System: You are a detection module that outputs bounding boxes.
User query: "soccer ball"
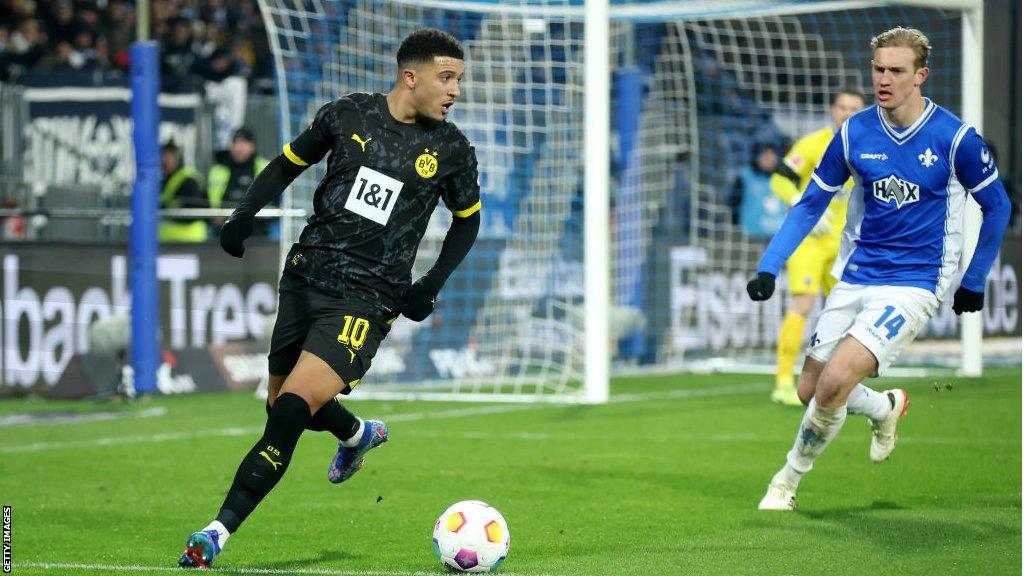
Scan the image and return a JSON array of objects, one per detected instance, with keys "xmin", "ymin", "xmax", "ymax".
[{"xmin": 432, "ymin": 500, "xmax": 510, "ymax": 572}]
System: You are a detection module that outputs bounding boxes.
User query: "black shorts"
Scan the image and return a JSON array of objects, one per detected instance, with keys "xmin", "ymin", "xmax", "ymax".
[{"xmin": 268, "ymin": 272, "xmax": 395, "ymax": 392}]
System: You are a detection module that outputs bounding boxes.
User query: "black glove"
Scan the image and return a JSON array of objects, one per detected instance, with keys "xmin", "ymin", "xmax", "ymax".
[
  {"xmin": 400, "ymin": 277, "xmax": 439, "ymax": 322},
  {"xmin": 746, "ymin": 272, "xmax": 776, "ymax": 301},
  {"xmin": 220, "ymin": 214, "xmax": 254, "ymax": 258},
  {"xmin": 951, "ymin": 286, "xmax": 984, "ymax": 315}
]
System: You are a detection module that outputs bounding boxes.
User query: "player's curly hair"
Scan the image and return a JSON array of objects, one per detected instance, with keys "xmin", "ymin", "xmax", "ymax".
[
  {"xmin": 870, "ymin": 26, "xmax": 931, "ymax": 70},
  {"xmin": 397, "ymin": 28, "xmax": 464, "ymax": 66}
]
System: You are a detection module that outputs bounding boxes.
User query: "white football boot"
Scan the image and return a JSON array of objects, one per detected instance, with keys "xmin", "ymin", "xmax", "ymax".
[
  {"xmin": 870, "ymin": 389, "xmax": 908, "ymax": 462},
  {"xmin": 758, "ymin": 472, "xmax": 797, "ymax": 511}
]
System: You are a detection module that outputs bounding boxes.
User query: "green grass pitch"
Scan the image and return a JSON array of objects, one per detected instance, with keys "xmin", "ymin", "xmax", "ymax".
[{"xmin": 1, "ymin": 367, "xmax": 1019, "ymax": 575}]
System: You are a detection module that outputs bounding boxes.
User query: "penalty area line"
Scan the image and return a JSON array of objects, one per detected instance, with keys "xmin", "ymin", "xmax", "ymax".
[
  {"xmin": 15, "ymin": 562, "xmax": 555, "ymax": 576},
  {"xmin": 610, "ymin": 382, "xmax": 765, "ymax": 403},
  {"xmin": 0, "ymin": 403, "xmax": 540, "ymax": 454},
  {"xmin": 1, "ymin": 384, "xmax": 764, "ymax": 454}
]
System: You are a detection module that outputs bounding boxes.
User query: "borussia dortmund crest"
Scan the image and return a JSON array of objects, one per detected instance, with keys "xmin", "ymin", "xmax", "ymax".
[{"xmin": 415, "ymin": 149, "xmax": 439, "ymax": 179}]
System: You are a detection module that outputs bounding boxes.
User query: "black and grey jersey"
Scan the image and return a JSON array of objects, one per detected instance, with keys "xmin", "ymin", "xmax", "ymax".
[{"xmin": 281, "ymin": 92, "xmax": 480, "ymax": 313}]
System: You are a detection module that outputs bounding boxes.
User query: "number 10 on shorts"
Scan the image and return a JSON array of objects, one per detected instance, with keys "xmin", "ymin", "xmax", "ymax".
[
  {"xmin": 337, "ymin": 315, "xmax": 370, "ymax": 350},
  {"xmin": 873, "ymin": 305, "xmax": 906, "ymax": 340}
]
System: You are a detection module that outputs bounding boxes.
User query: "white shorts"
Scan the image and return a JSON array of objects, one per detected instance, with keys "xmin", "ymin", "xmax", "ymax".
[{"xmin": 807, "ymin": 282, "xmax": 939, "ymax": 376}]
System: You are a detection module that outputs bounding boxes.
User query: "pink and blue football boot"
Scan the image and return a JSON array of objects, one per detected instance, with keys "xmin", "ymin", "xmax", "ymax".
[
  {"xmin": 328, "ymin": 420, "xmax": 389, "ymax": 484},
  {"xmin": 178, "ymin": 529, "xmax": 221, "ymax": 569}
]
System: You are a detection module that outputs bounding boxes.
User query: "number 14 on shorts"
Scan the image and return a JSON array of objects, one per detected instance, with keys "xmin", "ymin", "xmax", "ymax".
[{"xmin": 873, "ymin": 305, "xmax": 906, "ymax": 340}]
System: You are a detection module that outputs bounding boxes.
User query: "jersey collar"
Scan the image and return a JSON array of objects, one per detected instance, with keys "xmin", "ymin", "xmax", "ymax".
[
  {"xmin": 375, "ymin": 93, "xmax": 442, "ymax": 135},
  {"xmin": 875, "ymin": 97, "xmax": 936, "ymax": 145}
]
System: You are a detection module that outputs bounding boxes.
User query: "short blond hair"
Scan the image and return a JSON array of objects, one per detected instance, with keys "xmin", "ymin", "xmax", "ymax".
[{"xmin": 871, "ymin": 27, "xmax": 931, "ymax": 69}]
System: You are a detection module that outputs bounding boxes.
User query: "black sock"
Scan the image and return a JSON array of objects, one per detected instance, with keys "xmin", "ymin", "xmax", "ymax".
[
  {"xmin": 268, "ymin": 397, "xmax": 359, "ymax": 441},
  {"xmin": 216, "ymin": 392, "xmax": 311, "ymax": 533},
  {"xmin": 307, "ymin": 398, "xmax": 360, "ymax": 441}
]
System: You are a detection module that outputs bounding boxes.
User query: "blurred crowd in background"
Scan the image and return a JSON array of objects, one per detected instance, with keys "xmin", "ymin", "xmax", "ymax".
[
  {"xmin": 0, "ymin": 0, "xmax": 283, "ymax": 243},
  {"xmin": 0, "ymin": 0, "xmax": 275, "ymax": 93}
]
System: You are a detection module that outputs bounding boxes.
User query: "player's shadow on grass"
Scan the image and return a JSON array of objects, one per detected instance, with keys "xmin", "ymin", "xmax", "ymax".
[
  {"xmin": 795, "ymin": 503, "xmax": 1016, "ymax": 551},
  {"xmin": 252, "ymin": 548, "xmax": 358, "ymax": 570},
  {"xmin": 797, "ymin": 500, "xmax": 905, "ymax": 518}
]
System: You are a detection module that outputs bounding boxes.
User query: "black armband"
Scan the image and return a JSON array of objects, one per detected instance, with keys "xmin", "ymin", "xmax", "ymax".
[{"xmin": 775, "ymin": 162, "xmax": 801, "ymax": 187}]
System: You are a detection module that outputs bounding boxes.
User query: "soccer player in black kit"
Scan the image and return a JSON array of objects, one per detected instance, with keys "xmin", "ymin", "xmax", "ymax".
[{"xmin": 178, "ymin": 29, "xmax": 480, "ymax": 568}]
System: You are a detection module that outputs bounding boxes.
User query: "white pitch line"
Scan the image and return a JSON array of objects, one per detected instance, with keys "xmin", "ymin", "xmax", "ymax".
[
  {"xmin": 0, "ymin": 403, "xmax": 543, "ymax": 455},
  {"xmin": 0, "ymin": 384, "xmax": 763, "ymax": 455},
  {"xmin": 409, "ymin": 429, "xmax": 1020, "ymax": 446},
  {"xmin": 0, "ymin": 406, "xmax": 167, "ymax": 427},
  {"xmin": 609, "ymin": 382, "xmax": 765, "ymax": 403},
  {"xmin": 15, "ymin": 562, "xmax": 555, "ymax": 576},
  {"xmin": 387, "ymin": 403, "xmax": 539, "ymax": 421},
  {"xmin": 0, "ymin": 426, "xmax": 261, "ymax": 454}
]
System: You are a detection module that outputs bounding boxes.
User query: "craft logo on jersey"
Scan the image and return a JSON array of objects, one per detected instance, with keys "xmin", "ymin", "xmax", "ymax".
[
  {"xmin": 872, "ymin": 175, "xmax": 920, "ymax": 209},
  {"xmin": 415, "ymin": 149, "xmax": 439, "ymax": 179},
  {"xmin": 918, "ymin": 147, "xmax": 938, "ymax": 168}
]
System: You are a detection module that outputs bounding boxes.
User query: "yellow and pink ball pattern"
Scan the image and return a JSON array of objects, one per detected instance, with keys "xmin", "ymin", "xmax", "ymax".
[{"xmin": 432, "ymin": 500, "xmax": 510, "ymax": 572}]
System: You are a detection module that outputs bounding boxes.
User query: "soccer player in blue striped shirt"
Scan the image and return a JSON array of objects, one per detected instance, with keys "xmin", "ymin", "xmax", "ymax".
[{"xmin": 746, "ymin": 27, "xmax": 1010, "ymax": 510}]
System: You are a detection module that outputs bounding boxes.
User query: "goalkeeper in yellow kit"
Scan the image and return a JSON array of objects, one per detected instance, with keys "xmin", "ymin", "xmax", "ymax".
[{"xmin": 769, "ymin": 89, "xmax": 866, "ymax": 405}]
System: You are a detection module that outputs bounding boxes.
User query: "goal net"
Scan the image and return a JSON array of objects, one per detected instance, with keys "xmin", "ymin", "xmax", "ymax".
[
  {"xmin": 257, "ymin": 0, "xmax": 979, "ymax": 401},
  {"xmin": 618, "ymin": 3, "xmax": 969, "ymax": 373}
]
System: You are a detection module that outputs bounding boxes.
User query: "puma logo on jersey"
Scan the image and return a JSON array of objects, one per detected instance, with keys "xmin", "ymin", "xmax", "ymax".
[
  {"xmin": 351, "ymin": 133, "xmax": 372, "ymax": 152},
  {"xmin": 259, "ymin": 450, "xmax": 283, "ymax": 470},
  {"xmin": 918, "ymin": 148, "xmax": 938, "ymax": 168},
  {"xmin": 872, "ymin": 175, "xmax": 920, "ymax": 209}
]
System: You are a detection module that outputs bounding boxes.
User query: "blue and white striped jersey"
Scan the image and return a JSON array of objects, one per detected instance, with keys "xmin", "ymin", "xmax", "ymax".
[{"xmin": 758, "ymin": 98, "xmax": 1009, "ymax": 298}]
